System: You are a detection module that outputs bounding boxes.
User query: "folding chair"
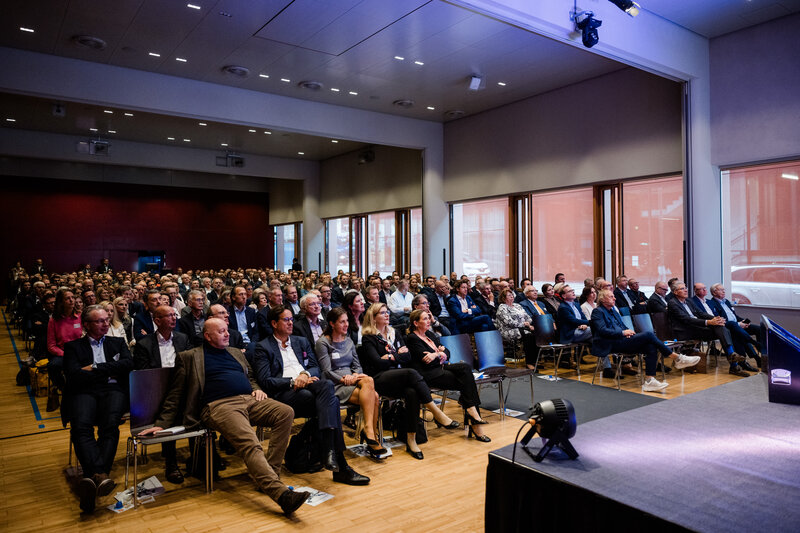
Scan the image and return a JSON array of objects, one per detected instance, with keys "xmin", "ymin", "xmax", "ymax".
[
  {"xmin": 531, "ymin": 314, "xmax": 570, "ymax": 378},
  {"xmin": 474, "ymin": 330, "xmax": 534, "ymax": 411},
  {"xmin": 125, "ymin": 368, "xmax": 214, "ymax": 507},
  {"xmin": 439, "ymin": 333, "xmax": 505, "ymax": 419}
]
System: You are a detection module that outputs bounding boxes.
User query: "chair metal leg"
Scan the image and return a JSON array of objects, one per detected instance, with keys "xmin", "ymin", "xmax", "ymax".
[
  {"xmin": 497, "ymin": 381, "xmax": 505, "ymax": 420},
  {"xmin": 591, "ymin": 354, "xmax": 604, "ymax": 385},
  {"xmin": 205, "ymin": 431, "xmax": 214, "ymax": 493},
  {"xmin": 133, "ymin": 439, "xmax": 139, "ymax": 508}
]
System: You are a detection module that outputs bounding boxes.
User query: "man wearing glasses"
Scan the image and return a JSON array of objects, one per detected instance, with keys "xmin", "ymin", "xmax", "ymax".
[
  {"xmin": 647, "ymin": 281, "xmax": 670, "ymax": 314},
  {"xmin": 133, "ymin": 305, "xmax": 191, "ymax": 484},
  {"xmin": 292, "ymin": 294, "xmax": 325, "ymax": 346},
  {"xmin": 253, "ymin": 305, "xmax": 369, "ymax": 486},
  {"xmin": 63, "ymin": 305, "xmax": 133, "ymax": 513}
]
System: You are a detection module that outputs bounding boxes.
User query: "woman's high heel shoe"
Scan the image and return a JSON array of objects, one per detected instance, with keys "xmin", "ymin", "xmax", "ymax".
[
  {"xmin": 360, "ymin": 430, "xmax": 387, "ymax": 455},
  {"xmin": 405, "ymin": 445, "xmax": 424, "ymax": 460},
  {"xmin": 464, "ymin": 410, "xmax": 491, "ymax": 442},
  {"xmin": 466, "ymin": 425, "xmax": 491, "ymax": 443},
  {"xmin": 434, "ymin": 418, "xmax": 461, "ymax": 429},
  {"xmin": 463, "ymin": 411, "xmax": 488, "ymax": 425}
]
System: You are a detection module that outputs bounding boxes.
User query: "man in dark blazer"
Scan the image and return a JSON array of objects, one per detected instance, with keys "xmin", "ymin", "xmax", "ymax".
[
  {"xmin": 446, "ymin": 280, "xmax": 495, "ymax": 334},
  {"xmin": 291, "ymin": 294, "xmax": 325, "ymax": 347},
  {"xmin": 428, "ymin": 280, "xmax": 452, "ymax": 331},
  {"xmin": 133, "ymin": 305, "xmax": 191, "ymax": 484},
  {"xmin": 253, "ymin": 305, "xmax": 369, "ymax": 486},
  {"xmin": 557, "ymin": 285, "xmax": 592, "ymax": 344},
  {"xmin": 472, "ymin": 281, "xmax": 498, "ymax": 320},
  {"xmin": 63, "ymin": 305, "xmax": 134, "ymax": 513},
  {"xmin": 178, "ymin": 290, "xmax": 207, "ymax": 347},
  {"xmin": 647, "ymin": 281, "xmax": 670, "ymax": 314},
  {"xmin": 707, "ymin": 283, "xmax": 763, "ymax": 365},
  {"xmin": 613, "ymin": 275, "xmax": 639, "ymax": 312},
  {"xmin": 133, "ymin": 290, "xmax": 162, "ymax": 341},
  {"xmin": 519, "ymin": 285, "xmax": 550, "ymax": 320},
  {"xmin": 139, "ymin": 318, "xmax": 309, "ymax": 516},
  {"xmin": 227, "ymin": 286, "xmax": 259, "ymax": 353},
  {"xmin": 667, "ymin": 282, "xmax": 750, "ymax": 376},
  {"xmin": 208, "ymin": 304, "xmax": 247, "ymax": 354},
  {"xmin": 626, "ymin": 279, "xmax": 649, "ymax": 314},
  {"xmin": 591, "ymin": 290, "xmax": 698, "ymax": 391}
]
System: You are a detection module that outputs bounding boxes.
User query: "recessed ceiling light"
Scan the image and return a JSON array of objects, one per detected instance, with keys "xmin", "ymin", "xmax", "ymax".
[
  {"xmin": 349, "ymin": 91, "xmax": 358, "ymax": 96},
  {"xmin": 124, "ymin": 112, "xmax": 133, "ymax": 117},
  {"xmin": 187, "ymin": 3, "xmax": 201, "ymax": 9},
  {"xmin": 426, "ymin": 106, "xmax": 435, "ymax": 110},
  {"xmin": 167, "ymin": 137, "xmax": 175, "ymax": 140},
  {"xmin": 183, "ymin": 139, "xmax": 191, "ymax": 142},
  {"xmin": 331, "ymin": 88, "xmax": 340, "ymax": 92},
  {"xmin": 6, "ymin": 118, "xmax": 17, "ymax": 122},
  {"xmin": 221, "ymin": 143, "xmax": 228, "ymax": 147},
  {"xmin": 248, "ymin": 129, "xmax": 256, "ymax": 133},
  {"xmin": 199, "ymin": 122, "xmax": 207, "ymax": 126},
  {"xmin": 497, "ymin": 82, "xmax": 507, "ymax": 86},
  {"xmin": 331, "ymin": 139, "xmax": 339, "ymax": 143},
  {"xmin": 394, "ymin": 56, "xmax": 404, "ymax": 61},
  {"xmin": 148, "ymin": 52, "xmax": 161, "ymax": 57},
  {"xmin": 414, "ymin": 60, "xmax": 424, "ymax": 66},
  {"xmin": 219, "ymin": 11, "xmax": 232, "ymax": 17},
  {"xmin": 108, "ymin": 130, "xmax": 116, "ymax": 134},
  {"xmin": 176, "ymin": 57, "xmax": 187, "ymax": 62},
  {"xmin": 89, "ymin": 127, "xmax": 97, "ymax": 131},
  {"xmin": 259, "ymin": 74, "xmax": 269, "ymax": 78},
  {"xmin": 20, "ymin": 27, "xmax": 35, "ymax": 33},
  {"xmin": 280, "ymin": 78, "xmax": 291, "ymax": 83},
  {"xmin": 264, "ymin": 131, "xmax": 271, "ymax": 134},
  {"xmin": 298, "ymin": 152, "xmax": 305, "ymax": 155},
  {"xmin": 103, "ymin": 110, "xmax": 113, "ymax": 114}
]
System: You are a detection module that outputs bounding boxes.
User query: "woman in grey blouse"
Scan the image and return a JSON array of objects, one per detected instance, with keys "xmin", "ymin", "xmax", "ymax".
[{"xmin": 315, "ymin": 307, "xmax": 385, "ymax": 460}]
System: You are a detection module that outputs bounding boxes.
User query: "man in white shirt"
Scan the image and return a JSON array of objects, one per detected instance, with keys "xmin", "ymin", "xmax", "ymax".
[{"xmin": 388, "ymin": 279, "xmax": 414, "ymax": 327}]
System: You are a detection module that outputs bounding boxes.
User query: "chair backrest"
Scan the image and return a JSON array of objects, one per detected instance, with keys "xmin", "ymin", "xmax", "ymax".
[
  {"xmin": 621, "ymin": 315, "xmax": 635, "ymax": 331},
  {"xmin": 129, "ymin": 367, "xmax": 174, "ymax": 433},
  {"xmin": 631, "ymin": 313, "xmax": 654, "ymax": 334},
  {"xmin": 440, "ymin": 333, "xmax": 474, "ymax": 368},
  {"xmin": 473, "ymin": 330, "xmax": 506, "ymax": 371},
  {"xmin": 618, "ymin": 306, "xmax": 631, "ymax": 317},
  {"xmin": 532, "ymin": 313, "xmax": 558, "ymax": 346},
  {"xmin": 650, "ymin": 312, "xmax": 674, "ymax": 342}
]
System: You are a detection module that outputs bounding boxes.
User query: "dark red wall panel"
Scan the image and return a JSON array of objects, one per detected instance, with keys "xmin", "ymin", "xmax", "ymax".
[{"xmin": 2, "ymin": 177, "xmax": 272, "ymax": 279}]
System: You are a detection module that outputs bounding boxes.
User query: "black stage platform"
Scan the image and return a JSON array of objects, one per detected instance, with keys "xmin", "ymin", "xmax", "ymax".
[{"xmin": 486, "ymin": 375, "xmax": 800, "ymax": 532}]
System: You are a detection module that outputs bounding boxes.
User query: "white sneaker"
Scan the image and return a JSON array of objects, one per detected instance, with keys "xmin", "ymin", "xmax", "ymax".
[
  {"xmin": 642, "ymin": 377, "xmax": 669, "ymax": 392},
  {"xmin": 674, "ymin": 353, "xmax": 701, "ymax": 369}
]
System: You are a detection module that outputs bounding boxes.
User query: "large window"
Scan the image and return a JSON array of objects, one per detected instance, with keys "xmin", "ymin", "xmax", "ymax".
[
  {"xmin": 326, "ymin": 217, "xmax": 350, "ymax": 274},
  {"xmin": 622, "ymin": 176, "xmax": 684, "ymax": 292},
  {"xmin": 367, "ymin": 211, "xmax": 396, "ymax": 278},
  {"xmin": 530, "ymin": 188, "xmax": 594, "ymax": 288},
  {"xmin": 274, "ymin": 223, "xmax": 300, "ymax": 271},
  {"xmin": 410, "ymin": 208, "xmax": 423, "ymax": 275},
  {"xmin": 723, "ymin": 160, "xmax": 800, "ymax": 308},
  {"xmin": 452, "ymin": 198, "xmax": 509, "ymax": 279}
]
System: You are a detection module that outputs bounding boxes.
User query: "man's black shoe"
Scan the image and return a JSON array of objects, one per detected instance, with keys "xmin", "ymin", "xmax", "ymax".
[
  {"xmin": 278, "ymin": 489, "xmax": 311, "ymax": 515},
  {"xmin": 729, "ymin": 365, "xmax": 750, "ymax": 377},
  {"xmin": 78, "ymin": 477, "xmax": 97, "ymax": 513},
  {"xmin": 740, "ymin": 361, "xmax": 759, "ymax": 373},
  {"xmin": 332, "ymin": 466, "xmax": 370, "ymax": 486},
  {"xmin": 602, "ymin": 368, "xmax": 616, "ymax": 379},
  {"xmin": 322, "ymin": 450, "xmax": 340, "ymax": 472},
  {"xmin": 165, "ymin": 461, "xmax": 185, "ymax": 484},
  {"xmin": 93, "ymin": 473, "xmax": 116, "ymax": 497}
]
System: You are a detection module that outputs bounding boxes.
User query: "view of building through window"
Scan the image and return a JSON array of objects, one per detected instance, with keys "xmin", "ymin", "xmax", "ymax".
[
  {"xmin": 274, "ymin": 223, "xmax": 297, "ymax": 272},
  {"xmin": 326, "ymin": 217, "xmax": 350, "ymax": 274},
  {"xmin": 367, "ymin": 211, "xmax": 396, "ymax": 278},
  {"xmin": 452, "ymin": 198, "xmax": 509, "ymax": 279},
  {"xmin": 410, "ymin": 208, "xmax": 423, "ymax": 275}
]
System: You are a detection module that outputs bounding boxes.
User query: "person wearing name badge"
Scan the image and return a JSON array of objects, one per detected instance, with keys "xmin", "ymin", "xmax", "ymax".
[{"xmin": 445, "ymin": 279, "xmax": 495, "ymax": 335}]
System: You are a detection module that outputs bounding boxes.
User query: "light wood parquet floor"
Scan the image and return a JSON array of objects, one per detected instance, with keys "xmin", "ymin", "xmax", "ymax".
[{"xmin": 0, "ymin": 310, "xmax": 750, "ymax": 532}]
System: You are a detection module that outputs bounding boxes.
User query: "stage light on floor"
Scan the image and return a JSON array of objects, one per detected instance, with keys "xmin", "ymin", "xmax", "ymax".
[{"xmin": 519, "ymin": 398, "xmax": 579, "ymax": 462}]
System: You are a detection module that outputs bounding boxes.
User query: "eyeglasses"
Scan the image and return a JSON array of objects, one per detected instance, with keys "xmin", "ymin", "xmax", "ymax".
[{"xmin": 280, "ymin": 317, "xmax": 294, "ymax": 322}]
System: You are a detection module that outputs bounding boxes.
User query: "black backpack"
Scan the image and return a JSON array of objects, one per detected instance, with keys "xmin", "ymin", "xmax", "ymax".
[{"xmin": 284, "ymin": 419, "xmax": 324, "ymax": 474}]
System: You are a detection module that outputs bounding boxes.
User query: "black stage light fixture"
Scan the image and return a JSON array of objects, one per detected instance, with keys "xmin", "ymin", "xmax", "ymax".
[
  {"xmin": 609, "ymin": 0, "xmax": 641, "ymax": 17},
  {"xmin": 519, "ymin": 398, "xmax": 579, "ymax": 462},
  {"xmin": 575, "ymin": 12, "xmax": 602, "ymax": 48}
]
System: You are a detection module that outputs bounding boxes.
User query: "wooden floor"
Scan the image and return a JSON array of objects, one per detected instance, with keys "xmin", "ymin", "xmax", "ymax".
[{"xmin": 0, "ymin": 311, "xmax": 751, "ymax": 532}]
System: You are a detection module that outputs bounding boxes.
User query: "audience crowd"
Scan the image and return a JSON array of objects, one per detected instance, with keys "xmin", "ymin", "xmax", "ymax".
[{"xmin": 6, "ymin": 259, "xmax": 763, "ymax": 514}]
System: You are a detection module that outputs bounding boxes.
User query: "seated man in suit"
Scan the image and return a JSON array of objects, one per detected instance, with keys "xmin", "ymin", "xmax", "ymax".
[
  {"xmin": 139, "ymin": 318, "xmax": 309, "ymax": 516},
  {"xmin": 412, "ymin": 293, "xmax": 451, "ymax": 336},
  {"xmin": 473, "ymin": 280, "xmax": 498, "ymax": 320},
  {"xmin": 378, "ymin": 278, "xmax": 393, "ymax": 305},
  {"xmin": 253, "ymin": 305, "xmax": 369, "ymax": 486},
  {"xmin": 284, "ymin": 285, "xmax": 301, "ymax": 316},
  {"xmin": 519, "ymin": 285, "xmax": 550, "ymax": 320},
  {"xmin": 446, "ymin": 280, "xmax": 495, "ymax": 334},
  {"xmin": 557, "ymin": 285, "xmax": 592, "ymax": 344},
  {"xmin": 591, "ymin": 291, "xmax": 699, "ymax": 391},
  {"xmin": 613, "ymin": 275, "xmax": 638, "ymax": 313},
  {"xmin": 707, "ymin": 283, "xmax": 763, "ymax": 367},
  {"xmin": 428, "ymin": 280, "xmax": 452, "ymax": 331},
  {"xmin": 256, "ymin": 287, "xmax": 285, "ymax": 339},
  {"xmin": 133, "ymin": 289, "xmax": 163, "ymax": 341},
  {"xmin": 178, "ymin": 290, "xmax": 207, "ymax": 347},
  {"xmin": 292, "ymin": 294, "xmax": 325, "ymax": 347},
  {"xmin": 626, "ymin": 278, "xmax": 650, "ymax": 315},
  {"xmin": 227, "ymin": 286, "xmax": 259, "ymax": 360},
  {"xmin": 63, "ymin": 305, "xmax": 134, "ymax": 513},
  {"xmin": 133, "ymin": 305, "xmax": 191, "ymax": 483},
  {"xmin": 668, "ymin": 282, "xmax": 750, "ymax": 376},
  {"xmin": 647, "ymin": 281, "xmax": 670, "ymax": 314}
]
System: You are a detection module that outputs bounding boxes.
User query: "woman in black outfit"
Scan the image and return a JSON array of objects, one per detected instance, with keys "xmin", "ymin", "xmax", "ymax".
[
  {"xmin": 405, "ymin": 310, "xmax": 490, "ymax": 442},
  {"xmin": 361, "ymin": 304, "xmax": 460, "ymax": 459}
]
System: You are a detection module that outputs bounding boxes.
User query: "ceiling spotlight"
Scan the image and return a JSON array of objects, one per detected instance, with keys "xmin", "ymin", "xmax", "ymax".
[
  {"xmin": 574, "ymin": 11, "xmax": 602, "ymax": 48},
  {"xmin": 468, "ymin": 75, "xmax": 483, "ymax": 91},
  {"xmin": 609, "ymin": 0, "xmax": 641, "ymax": 17}
]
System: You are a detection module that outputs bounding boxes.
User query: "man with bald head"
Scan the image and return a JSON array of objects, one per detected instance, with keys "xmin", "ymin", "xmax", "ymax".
[{"xmin": 140, "ymin": 318, "xmax": 306, "ymax": 515}]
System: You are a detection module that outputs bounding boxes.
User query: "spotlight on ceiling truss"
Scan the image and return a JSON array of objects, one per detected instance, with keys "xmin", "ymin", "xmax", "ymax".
[{"xmin": 609, "ymin": 0, "xmax": 641, "ymax": 17}]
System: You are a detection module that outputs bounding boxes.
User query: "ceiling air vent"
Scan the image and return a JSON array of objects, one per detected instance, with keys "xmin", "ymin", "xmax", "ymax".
[
  {"xmin": 72, "ymin": 35, "xmax": 107, "ymax": 50},
  {"xmin": 444, "ymin": 109, "xmax": 466, "ymax": 119},
  {"xmin": 393, "ymin": 99, "xmax": 414, "ymax": 109},
  {"xmin": 222, "ymin": 65, "xmax": 250, "ymax": 78},
  {"xmin": 298, "ymin": 80, "xmax": 323, "ymax": 91}
]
